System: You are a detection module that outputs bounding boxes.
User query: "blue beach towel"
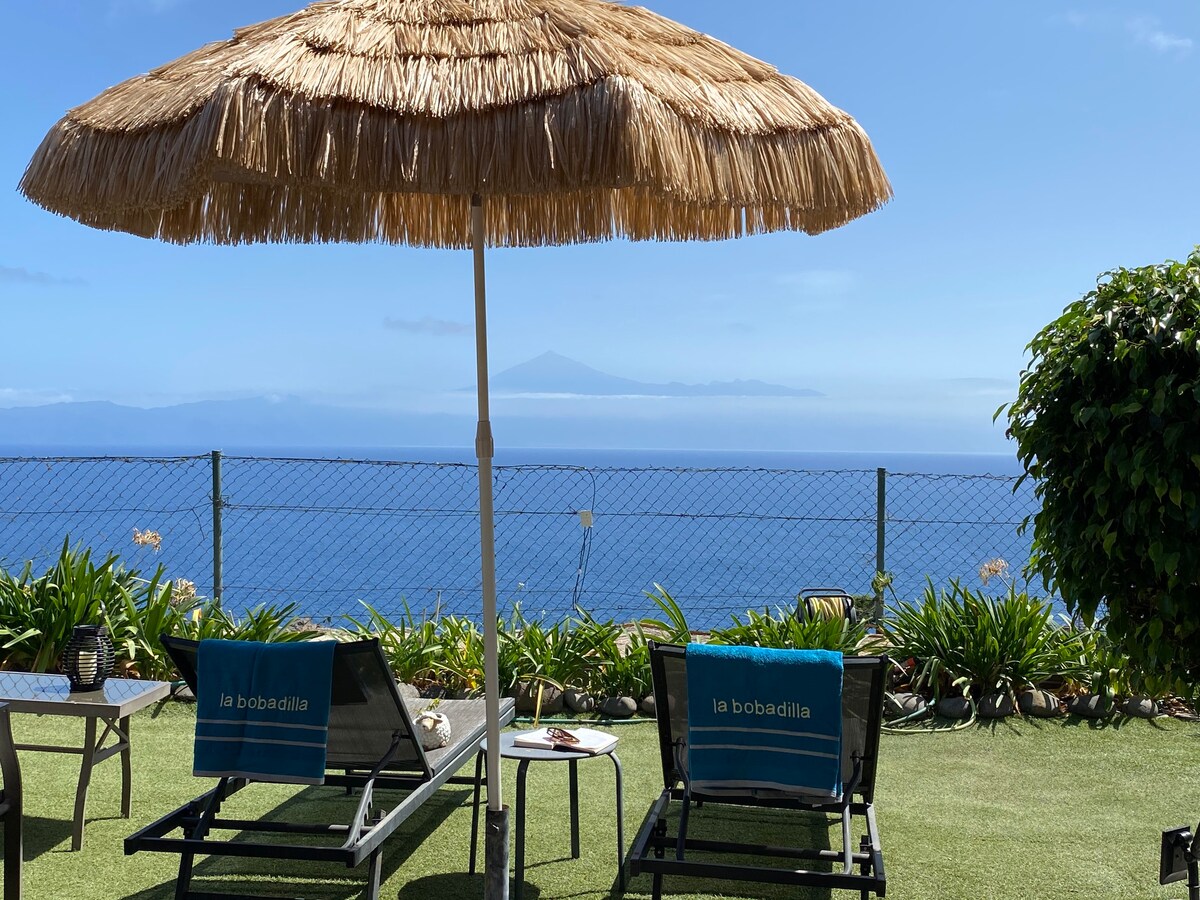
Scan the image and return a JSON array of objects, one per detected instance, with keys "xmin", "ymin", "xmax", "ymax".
[
  {"xmin": 685, "ymin": 643, "xmax": 844, "ymax": 801},
  {"xmin": 193, "ymin": 639, "xmax": 335, "ymax": 785}
]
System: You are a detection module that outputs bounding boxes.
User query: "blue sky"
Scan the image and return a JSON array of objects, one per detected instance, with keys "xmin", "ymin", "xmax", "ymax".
[{"xmin": 2, "ymin": 1, "xmax": 1198, "ymax": 453}]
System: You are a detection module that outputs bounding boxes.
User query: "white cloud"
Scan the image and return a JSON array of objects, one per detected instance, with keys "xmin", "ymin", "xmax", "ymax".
[
  {"xmin": 384, "ymin": 316, "xmax": 471, "ymax": 336},
  {"xmin": 108, "ymin": 0, "xmax": 184, "ymax": 15},
  {"xmin": 0, "ymin": 265, "xmax": 85, "ymax": 287},
  {"xmin": 1059, "ymin": 11, "xmax": 1192, "ymax": 56},
  {"xmin": 1128, "ymin": 17, "xmax": 1193, "ymax": 55},
  {"xmin": 0, "ymin": 388, "xmax": 74, "ymax": 408},
  {"xmin": 775, "ymin": 269, "xmax": 857, "ymax": 295}
]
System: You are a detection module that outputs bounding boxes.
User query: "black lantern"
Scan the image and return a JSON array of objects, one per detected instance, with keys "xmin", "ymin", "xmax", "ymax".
[{"xmin": 62, "ymin": 625, "xmax": 115, "ymax": 692}]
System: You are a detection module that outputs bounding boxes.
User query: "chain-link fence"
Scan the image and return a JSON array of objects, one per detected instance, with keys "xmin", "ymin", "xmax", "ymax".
[{"xmin": 0, "ymin": 453, "xmax": 1039, "ymax": 629}]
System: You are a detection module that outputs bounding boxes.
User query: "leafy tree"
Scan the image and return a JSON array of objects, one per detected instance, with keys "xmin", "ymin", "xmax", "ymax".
[{"xmin": 1005, "ymin": 249, "xmax": 1200, "ymax": 692}]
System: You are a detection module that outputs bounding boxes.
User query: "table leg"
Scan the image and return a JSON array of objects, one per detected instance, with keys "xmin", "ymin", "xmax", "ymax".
[
  {"xmin": 120, "ymin": 715, "xmax": 132, "ymax": 818},
  {"xmin": 569, "ymin": 759, "xmax": 580, "ymax": 859},
  {"xmin": 612, "ymin": 752, "xmax": 625, "ymax": 890},
  {"xmin": 468, "ymin": 749, "xmax": 484, "ymax": 874},
  {"xmin": 72, "ymin": 717, "xmax": 97, "ymax": 851},
  {"xmin": 515, "ymin": 759, "xmax": 530, "ymax": 900}
]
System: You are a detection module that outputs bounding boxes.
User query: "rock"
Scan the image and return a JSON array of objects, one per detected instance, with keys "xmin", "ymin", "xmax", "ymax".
[
  {"xmin": 1121, "ymin": 696, "xmax": 1160, "ymax": 719},
  {"xmin": 511, "ymin": 681, "xmax": 564, "ymax": 715},
  {"xmin": 564, "ymin": 689, "xmax": 595, "ymax": 713},
  {"xmin": 884, "ymin": 692, "xmax": 927, "ymax": 719},
  {"xmin": 1067, "ymin": 693, "xmax": 1113, "ymax": 719},
  {"xmin": 977, "ymin": 693, "xmax": 1014, "ymax": 719},
  {"xmin": 599, "ymin": 696, "xmax": 638, "ymax": 719},
  {"xmin": 937, "ymin": 696, "xmax": 972, "ymax": 720},
  {"xmin": 395, "ymin": 682, "xmax": 421, "ymax": 701},
  {"xmin": 1017, "ymin": 689, "xmax": 1061, "ymax": 718},
  {"xmin": 639, "ymin": 694, "xmax": 657, "ymax": 717}
]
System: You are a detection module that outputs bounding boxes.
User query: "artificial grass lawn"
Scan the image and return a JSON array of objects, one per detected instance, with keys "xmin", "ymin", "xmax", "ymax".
[{"xmin": 8, "ymin": 702, "xmax": 1200, "ymax": 900}]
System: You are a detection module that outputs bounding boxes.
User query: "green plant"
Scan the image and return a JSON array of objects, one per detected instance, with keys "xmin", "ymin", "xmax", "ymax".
[
  {"xmin": 0, "ymin": 540, "xmax": 138, "ymax": 672},
  {"xmin": 179, "ymin": 602, "xmax": 320, "ymax": 644},
  {"xmin": 496, "ymin": 607, "xmax": 618, "ymax": 718},
  {"xmin": 1005, "ymin": 248, "xmax": 1200, "ymax": 693},
  {"xmin": 710, "ymin": 605, "xmax": 867, "ymax": 653},
  {"xmin": 344, "ymin": 601, "xmax": 442, "ymax": 685},
  {"xmin": 883, "ymin": 580, "xmax": 1079, "ymax": 701},
  {"xmin": 1059, "ymin": 618, "xmax": 1170, "ymax": 701},
  {"xmin": 641, "ymin": 583, "xmax": 693, "ymax": 644},
  {"xmin": 434, "ymin": 614, "xmax": 491, "ymax": 696},
  {"xmin": 107, "ymin": 571, "xmax": 194, "ymax": 681},
  {"xmin": 588, "ymin": 623, "xmax": 652, "ymax": 700}
]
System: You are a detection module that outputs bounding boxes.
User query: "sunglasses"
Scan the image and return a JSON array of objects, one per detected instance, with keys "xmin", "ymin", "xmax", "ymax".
[{"xmin": 546, "ymin": 726, "xmax": 580, "ymax": 745}]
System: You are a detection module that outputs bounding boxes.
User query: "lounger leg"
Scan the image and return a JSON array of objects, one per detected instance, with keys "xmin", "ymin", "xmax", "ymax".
[
  {"xmin": 364, "ymin": 848, "xmax": 383, "ymax": 900},
  {"xmin": 842, "ymin": 803, "xmax": 854, "ymax": 873},
  {"xmin": 652, "ymin": 872, "xmax": 663, "ymax": 900},
  {"xmin": 71, "ymin": 717, "xmax": 97, "ymax": 851},
  {"xmin": 469, "ymin": 749, "xmax": 484, "ymax": 874},
  {"xmin": 120, "ymin": 716, "xmax": 132, "ymax": 818},
  {"xmin": 175, "ymin": 852, "xmax": 195, "ymax": 900},
  {"xmin": 568, "ymin": 759, "xmax": 580, "ymax": 859},
  {"xmin": 4, "ymin": 808, "xmax": 21, "ymax": 900},
  {"xmin": 675, "ymin": 794, "xmax": 690, "ymax": 861}
]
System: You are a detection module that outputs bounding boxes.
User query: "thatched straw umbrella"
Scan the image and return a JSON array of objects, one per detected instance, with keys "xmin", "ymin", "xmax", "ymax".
[{"xmin": 20, "ymin": 1, "xmax": 890, "ymax": 895}]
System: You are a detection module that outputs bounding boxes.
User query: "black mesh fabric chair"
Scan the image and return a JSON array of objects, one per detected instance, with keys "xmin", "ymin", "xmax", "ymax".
[
  {"xmin": 629, "ymin": 642, "xmax": 889, "ymax": 899},
  {"xmin": 126, "ymin": 637, "xmax": 513, "ymax": 900},
  {"xmin": 0, "ymin": 704, "xmax": 21, "ymax": 900}
]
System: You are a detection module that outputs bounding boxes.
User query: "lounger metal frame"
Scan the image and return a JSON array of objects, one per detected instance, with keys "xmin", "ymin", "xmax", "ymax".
[
  {"xmin": 0, "ymin": 704, "xmax": 22, "ymax": 900},
  {"xmin": 125, "ymin": 636, "xmax": 513, "ymax": 900},
  {"xmin": 629, "ymin": 642, "xmax": 889, "ymax": 899}
]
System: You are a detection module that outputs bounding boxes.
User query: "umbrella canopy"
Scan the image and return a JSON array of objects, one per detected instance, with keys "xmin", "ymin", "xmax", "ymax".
[
  {"xmin": 20, "ymin": 0, "xmax": 890, "ymax": 246},
  {"xmin": 20, "ymin": 2, "xmax": 890, "ymax": 896}
]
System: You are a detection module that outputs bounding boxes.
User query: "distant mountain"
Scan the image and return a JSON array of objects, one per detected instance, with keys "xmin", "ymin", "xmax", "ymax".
[
  {"xmin": 0, "ymin": 398, "xmax": 407, "ymax": 448},
  {"xmin": 487, "ymin": 351, "xmax": 822, "ymax": 398},
  {"xmin": 0, "ymin": 385, "xmax": 1010, "ymax": 454}
]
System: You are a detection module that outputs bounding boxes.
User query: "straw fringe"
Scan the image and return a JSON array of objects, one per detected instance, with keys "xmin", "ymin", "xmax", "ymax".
[{"xmin": 21, "ymin": 0, "xmax": 891, "ymax": 246}]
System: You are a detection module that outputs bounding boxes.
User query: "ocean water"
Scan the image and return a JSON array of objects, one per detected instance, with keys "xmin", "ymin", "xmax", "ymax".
[{"xmin": 0, "ymin": 446, "xmax": 1038, "ymax": 630}]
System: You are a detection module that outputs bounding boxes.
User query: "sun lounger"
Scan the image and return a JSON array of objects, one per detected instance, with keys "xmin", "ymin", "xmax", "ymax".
[
  {"xmin": 0, "ymin": 704, "xmax": 22, "ymax": 900},
  {"xmin": 125, "ymin": 636, "xmax": 514, "ymax": 900},
  {"xmin": 629, "ymin": 642, "xmax": 889, "ymax": 899}
]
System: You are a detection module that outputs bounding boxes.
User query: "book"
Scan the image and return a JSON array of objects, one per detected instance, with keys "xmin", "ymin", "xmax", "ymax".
[{"xmin": 512, "ymin": 727, "xmax": 619, "ymax": 756}]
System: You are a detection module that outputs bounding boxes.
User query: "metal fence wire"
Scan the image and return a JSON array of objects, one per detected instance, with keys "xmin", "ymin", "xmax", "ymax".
[{"xmin": 0, "ymin": 454, "xmax": 1039, "ymax": 629}]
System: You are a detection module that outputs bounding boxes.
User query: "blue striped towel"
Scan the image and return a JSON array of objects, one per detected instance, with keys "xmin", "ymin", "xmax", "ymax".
[
  {"xmin": 685, "ymin": 643, "xmax": 843, "ymax": 801},
  {"xmin": 193, "ymin": 639, "xmax": 335, "ymax": 785}
]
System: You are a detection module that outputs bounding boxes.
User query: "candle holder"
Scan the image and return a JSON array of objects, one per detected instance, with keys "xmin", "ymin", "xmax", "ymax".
[{"xmin": 62, "ymin": 625, "xmax": 115, "ymax": 692}]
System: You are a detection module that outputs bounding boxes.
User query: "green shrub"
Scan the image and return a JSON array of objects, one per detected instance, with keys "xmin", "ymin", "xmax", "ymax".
[
  {"xmin": 641, "ymin": 583, "xmax": 693, "ymax": 644},
  {"xmin": 0, "ymin": 540, "xmax": 139, "ymax": 672},
  {"xmin": 107, "ymin": 569, "xmax": 189, "ymax": 681},
  {"xmin": 179, "ymin": 602, "xmax": 320, "ymax": 644},
  {"xmin": 588, "ymin": 623, "xmax": 652, "ymax": 700},
  {"xmin": 344, "ymin": 602, "xmax": 442, "ymax": 685},
  {"xmin": 434, "ymin": 614, "xmax": 490, "ymax": 696},
  {"xmin": 882, "ymin": 580, "xmax": 1082, "ymax": 700},
  {"xmin": 711, "ymin": 606, "xmax": 867, "ymax": 652},
  {"xmin": 1006, "ymin": 248, "xmax": 1200, "ymax": 692}
]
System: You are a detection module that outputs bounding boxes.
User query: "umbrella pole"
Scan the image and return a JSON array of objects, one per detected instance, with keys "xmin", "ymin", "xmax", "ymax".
[{"xmin": 472, "ymin": 194, "xmax": 510, "ymax": 900}]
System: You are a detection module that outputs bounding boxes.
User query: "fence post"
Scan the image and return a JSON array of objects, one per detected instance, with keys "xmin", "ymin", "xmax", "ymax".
[
  {"xmin": 211, "ymin": 450, "xmax": 223, "ymax": 605},
  {"xmin": 874, "ymin": 467, "xmax": 886, "ymax": 622}
]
